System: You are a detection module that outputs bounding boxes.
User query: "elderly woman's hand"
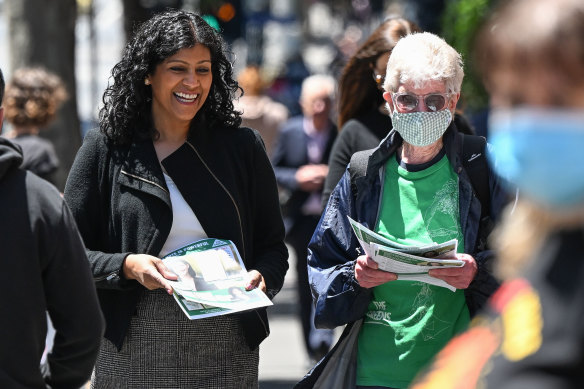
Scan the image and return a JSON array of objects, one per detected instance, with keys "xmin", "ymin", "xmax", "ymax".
[
  {"xmin": 355, "ymin": 255, "xmax": 397, "ymax": 289},
  {"xmin": 122, "ymin": 254, "xmax": 178, "ymax": 294},
  {"xmin": 427, "ymin": 253, "xmax": 478, "ymax": 289}
]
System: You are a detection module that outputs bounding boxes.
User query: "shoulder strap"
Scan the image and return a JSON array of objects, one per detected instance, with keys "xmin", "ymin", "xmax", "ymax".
[
  {"xmin": 349, "ymin": 149, "xmax": 374, "ymax": 199},
  {"xmin": 459, "ymin": 133, "xmax": 490, "ymax": 217},
  {"xmin": 350, "ymin": 136, "xmax": 490, "ymax": 214}
]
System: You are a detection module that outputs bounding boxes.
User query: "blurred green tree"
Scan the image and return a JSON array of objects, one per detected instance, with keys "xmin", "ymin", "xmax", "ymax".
[{"xmin": 441, "ymin": 0, "xmax": 493, "ymax": 111}]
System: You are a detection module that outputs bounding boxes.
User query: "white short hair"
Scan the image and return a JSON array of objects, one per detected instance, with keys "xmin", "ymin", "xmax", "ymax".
[
  {"xmin": 383, "ymin": 32, "xmax": 464, "ymax": 94},
  {"xmin": 300, "ymin": 74, "xmax": 337, "ymax": 102}
]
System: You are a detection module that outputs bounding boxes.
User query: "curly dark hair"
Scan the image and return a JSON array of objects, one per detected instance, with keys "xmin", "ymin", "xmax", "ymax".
[
  {"xmin": 100, "ymin": 10, "xmax": 242, "ymax": 145},
  {"xmin": 337, "ymin": 18, "xmax": 420, "ymax": 129}
]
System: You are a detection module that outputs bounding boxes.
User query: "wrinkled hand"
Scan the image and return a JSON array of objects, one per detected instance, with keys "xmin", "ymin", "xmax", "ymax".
[
  {"xmin": 295, "ymin": 164, "xmax": 329, "ymax": 192},
  {"xmin": 355, "ymin": 255, "xmax": 397, "ymax": 289},
  {"xmin": 122, "ymin": 254, "xmax": 178, "ymax": 294},
  {"xmin": 428, "ymin": 253, "xmax": 478, "ymax": 289},
  {"xmin": 245, "ymin": 270, "xmax": 266, "ymax": 293}
]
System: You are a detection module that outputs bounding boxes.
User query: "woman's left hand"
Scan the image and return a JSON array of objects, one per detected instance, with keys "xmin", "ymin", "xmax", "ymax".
[
  {"xmin": 427, "ymin": 253, "xmax": 478, "ymax": 289},
  {"xmin": 245, "ymin": 270, "xmax": 266, "ymax": 293}
]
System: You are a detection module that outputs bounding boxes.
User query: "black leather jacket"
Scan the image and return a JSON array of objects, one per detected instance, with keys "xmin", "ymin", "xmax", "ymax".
[{"xmin": 64, "ymin": 126, "xmax": 288, "ymax": 350}]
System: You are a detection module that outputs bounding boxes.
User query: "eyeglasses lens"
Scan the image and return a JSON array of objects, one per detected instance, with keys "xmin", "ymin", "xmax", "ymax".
[{"xmin": 425, "ymin": 95, "xmax": 446, "ymax": 111}]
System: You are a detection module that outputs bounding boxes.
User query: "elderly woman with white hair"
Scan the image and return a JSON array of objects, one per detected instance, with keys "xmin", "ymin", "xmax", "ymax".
[{"xmin": 295, "ymin": 32, "xmax": 510, "ymax": 389}]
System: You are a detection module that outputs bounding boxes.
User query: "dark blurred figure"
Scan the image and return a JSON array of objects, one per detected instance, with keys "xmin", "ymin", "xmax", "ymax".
[
  {"xmin": 322, "ymin": 17, "xmax": 421, "ymax": 206},
  {"xmin": 271, "ymin": 74, "xmax": 337, "ymax": 364},
  {"xmin": 234, "ymin": 65, "xmax": 289, "ymax": 157},
  {"xmin": 266, "ymin": 53, "xmax": 311, "ymax": 117},
  {"xmin": 402, "ymin": 0, "xmax": 446, "ymax": 34},
  {"xmin": 0, "ymin": 67, "xmax": 104, "ymax": 389},
  {"xmin": 411, "ymin": 0, "xmax": 584, "ymax": 387},
  {"xmin": 3, "ymin": 67, "xmax": 66, "ymax": 185}
]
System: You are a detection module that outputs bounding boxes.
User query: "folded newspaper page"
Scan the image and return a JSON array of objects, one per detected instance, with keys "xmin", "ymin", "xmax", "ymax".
[
  {"xmin": 348, "ymin": 217, "xmax": 464, "ymax": 291},
  {"xmin": 162, "ymin": 238, "xmax": 272, "ymax": 320}
]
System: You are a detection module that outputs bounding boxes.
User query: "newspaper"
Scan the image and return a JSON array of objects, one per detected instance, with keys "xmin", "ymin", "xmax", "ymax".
[
  {"xmin": 348, "ymin": 216, "xmax": 464, "ymax": 291},
  {"xmin": 162, "ymin": 238, "xmax": 272, "ymax": 320}
]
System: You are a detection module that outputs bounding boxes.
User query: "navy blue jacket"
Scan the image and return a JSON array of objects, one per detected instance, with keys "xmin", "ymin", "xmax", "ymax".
[
  {"xmin": 296, "ymin": 125, "xmax": 509, "ymax": 388},
  {"xmin": 309, "ymin": 126, "xmax": 508, "ymax": 329}
]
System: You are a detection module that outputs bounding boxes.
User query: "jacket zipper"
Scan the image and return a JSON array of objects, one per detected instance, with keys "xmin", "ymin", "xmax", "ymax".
[
  {"xmin": 187, "ymin": 141, "xmax": 268, "ymax": 336},
  {"xmin": 94, "ymin": 271, "xmax": 120, "ymax": 282},
  {"xmin": 96, "ymin": 171, "xmax": 168, "ymax": 283},
  {"xmin": 185, "ymin": 141, "xmax": 246, "ymax": 258},
  {"xmin": 120, "ymin": 170, "xmax": 169, "ymax": 194}
]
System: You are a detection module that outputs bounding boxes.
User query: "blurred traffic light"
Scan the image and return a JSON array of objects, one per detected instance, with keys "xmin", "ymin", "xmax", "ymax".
[{"xmin": 200, "ymin": 0, "xmax": 243, "ymax": 41}]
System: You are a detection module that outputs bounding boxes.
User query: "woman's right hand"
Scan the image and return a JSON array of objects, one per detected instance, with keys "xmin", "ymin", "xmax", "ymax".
[
  {"xmin": 122, "ymin": 254, "xmax": 178, "ymax": 294},
  {"xmin": 354, "ymin": 255, "xmax": 397, "ymax": 289}
]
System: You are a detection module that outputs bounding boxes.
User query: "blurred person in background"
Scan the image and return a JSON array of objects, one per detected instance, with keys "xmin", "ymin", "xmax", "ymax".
[
  {"xmin": 0, "ymin": 67, "xmax": 104, "ymax": 389},
  {"xmin": 2, "ymin": 67, "xmax": 66, "ymax": 185},
  {"xmin": 322, "ymin": 17, "xmax": 421, "ymax": 206},
  {"xmin": 234, "ymin": 65, "xmax": 289, "ymax": 157},
  {"xmin": 64, "ymin": 10, "xmax": 288, "ymax": 388},
  {"xmin": 401, "ymin": 0, "xmax": 446, "ymax": 34},
  {"xmin": 266, "ymin": 53, "xmax": 311, "ymax": 117},
  {"xmin": 297, "ymin": 32, "xmax": 508, "ymax": 388},
  {"xmin": 411, "ymin": 0, "xmax": 584, "ymax": 387},
  {"xmin": 271, "ymin": 74, "xmax": 337, "ymax": 364}
]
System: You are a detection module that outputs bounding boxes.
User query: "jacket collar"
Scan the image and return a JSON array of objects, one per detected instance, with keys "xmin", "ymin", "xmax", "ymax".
[
  {"xmin": 117, "ymin": 137, "xmax": 171, "ymax": 208},
  {"xmin": 365, "ymin": 123, "xmax": 461, "ymax": 178}
]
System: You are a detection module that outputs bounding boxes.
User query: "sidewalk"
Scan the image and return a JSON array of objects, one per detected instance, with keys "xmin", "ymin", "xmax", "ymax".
[
  {"xmin": 259, "ymin": 246, "xmax": 311, "ymax": 389},
  {"xmin": 258, "ymin": 244, "xmax": 344, "ymax": 389}
]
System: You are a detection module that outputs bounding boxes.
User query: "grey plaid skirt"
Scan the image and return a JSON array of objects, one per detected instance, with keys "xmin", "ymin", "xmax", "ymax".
[{"xmin": 91, "ymin": 289, "xmax": 259, "ymax": 389}]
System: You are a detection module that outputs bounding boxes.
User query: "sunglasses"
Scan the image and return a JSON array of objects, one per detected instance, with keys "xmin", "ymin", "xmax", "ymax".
[{"xmin": 391, "ymin": 92, "xmax": 452, "ymax": 112}]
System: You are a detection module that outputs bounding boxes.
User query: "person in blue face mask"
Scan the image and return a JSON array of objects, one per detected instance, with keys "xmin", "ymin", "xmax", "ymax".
[
  {"xmin": 410, "ymin": 0, "xmax": 584, "ymax": 388},
  {"xmin": 296, "ymin": 32, "xmax": 510, "ymax": 389}
]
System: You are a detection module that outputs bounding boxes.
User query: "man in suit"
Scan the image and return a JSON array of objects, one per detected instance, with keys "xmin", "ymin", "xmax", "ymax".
[{"xmin": 271, "ymin": 74, "xmax": 337, "ymax": 363}]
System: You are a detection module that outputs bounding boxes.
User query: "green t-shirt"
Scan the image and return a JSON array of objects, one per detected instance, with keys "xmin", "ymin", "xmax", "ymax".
[{"xmin": 356, "ymin": 154, "xmax": 470, "ymax": 388}]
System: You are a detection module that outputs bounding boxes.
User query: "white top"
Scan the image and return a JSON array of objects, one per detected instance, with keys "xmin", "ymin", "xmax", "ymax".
[{"xmin": 159, "ymin": 173, "xmax": 207, "ymax": 257}]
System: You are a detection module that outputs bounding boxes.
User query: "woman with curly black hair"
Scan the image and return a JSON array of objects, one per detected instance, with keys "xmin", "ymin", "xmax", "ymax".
[{"xmin": 64, "ymin": 10, "xmax": 288, "ymax": 388}]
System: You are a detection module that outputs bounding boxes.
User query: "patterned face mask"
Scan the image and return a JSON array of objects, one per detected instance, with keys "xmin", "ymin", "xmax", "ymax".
[{"xmin": 390, "ymin": 109, "xmax": 452, "ymax": 147}]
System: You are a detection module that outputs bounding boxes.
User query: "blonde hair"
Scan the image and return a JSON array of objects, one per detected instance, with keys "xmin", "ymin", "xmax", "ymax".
[
  {"xmin": 475, "ymin": 0, "xmax": 584, "ymax": 102},
  {"xmin": 383, "ymin": 32, "xmax": 464, "ymax": 94},
  {"xmin": 494, "ymin": 202, "xmax": 584, "ymax": 279}
]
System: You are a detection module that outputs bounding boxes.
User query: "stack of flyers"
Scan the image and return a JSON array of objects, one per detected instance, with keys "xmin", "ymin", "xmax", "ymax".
[
  {"xmin": 162, "ymin": 238, "xmax": 273, "ymax": 320},
  {"xmin": 348, "ymin": 216, "xmax": 464, "ymax": 291}
]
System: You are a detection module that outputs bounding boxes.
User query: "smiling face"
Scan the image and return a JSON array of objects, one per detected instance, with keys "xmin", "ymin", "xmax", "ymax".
[{"xmin": 147, "ymin": 44, "xmax": 212, "ymax": 135}]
